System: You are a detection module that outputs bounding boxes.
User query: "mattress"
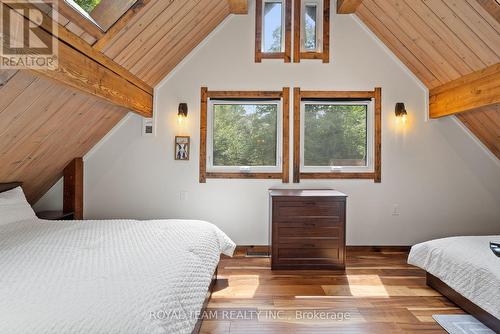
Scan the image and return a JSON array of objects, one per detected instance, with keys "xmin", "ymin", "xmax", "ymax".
[
  {"xmin": 0, "ymin": 218, "xmax": 235, "ymax": 334},
  {"xmin": 408, "ymin": 236, "xmax": 500, "ymax": 320}
]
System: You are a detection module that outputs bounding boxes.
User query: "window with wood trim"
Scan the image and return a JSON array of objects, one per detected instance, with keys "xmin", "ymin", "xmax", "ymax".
[
  {"xmin": 293, "ymin": 88, "xmax": 381, "ymax": 182},
  {"xmin": 255, "ymin": 0, "xmax": 292, "ymax": 62},
  {"xmin": 200, "ymin": 88, "xmax": 290, "ymax": 183},
  {"xmin": 293, "ymin": 0, "xmax": 330, "ymax": 63}
]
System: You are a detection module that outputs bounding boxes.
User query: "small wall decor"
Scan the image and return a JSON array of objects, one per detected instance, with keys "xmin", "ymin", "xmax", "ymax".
[{"xmin": 175, "ymin": 136, "xmax": 190, "ymax": 160}]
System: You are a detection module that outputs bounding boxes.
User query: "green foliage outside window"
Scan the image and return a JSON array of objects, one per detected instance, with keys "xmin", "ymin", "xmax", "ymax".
[
  {"xmin": 304, "ymin": 6, "xmax": 317, "ymax": 50},
  {"xmin": 304, "ymin": 104, "xmax": 367, "ymax": 166},
  {"xmin": 213, "ymin": 104, "xmax": 278, "ymax": 166},
  {"xmin": 73, "ymin": 0, "xmax": 101, "ymax": 13}
]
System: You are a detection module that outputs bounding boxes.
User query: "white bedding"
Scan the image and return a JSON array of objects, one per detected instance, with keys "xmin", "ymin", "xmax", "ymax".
[
  {"xmin": 408, "ymin": 236, "xmax": 500, "ymax": 320},
  {"xmin": 0, "ymin": 218, "xmax": 235, "ymax": 334}
]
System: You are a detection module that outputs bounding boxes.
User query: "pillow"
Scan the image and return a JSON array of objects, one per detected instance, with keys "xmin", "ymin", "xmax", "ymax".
[{"xmin": 0, "ymin": 186, "xmax": 37, "ymax": 226}]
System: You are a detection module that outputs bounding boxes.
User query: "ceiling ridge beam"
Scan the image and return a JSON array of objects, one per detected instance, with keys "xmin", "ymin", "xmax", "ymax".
[
  {"xmin": 227, "ymin": 0, "xmax": 248, "ymax": 14},
  {"xmin": 337, "ymin": 0, "xmax": 363, "ymax": 14},
  {"xmin": 429, "ymin": 63, "xmax": 500, "ymax": 118}
]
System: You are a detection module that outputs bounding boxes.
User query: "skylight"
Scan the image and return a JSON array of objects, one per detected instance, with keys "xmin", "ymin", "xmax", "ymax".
[
  {"xmin": 73, "ymin": 0, "xmax": 101, "ymax": 13},
  {"xmin": 65, "ymin": 0, "xmax": 138, "ymax": 32}
]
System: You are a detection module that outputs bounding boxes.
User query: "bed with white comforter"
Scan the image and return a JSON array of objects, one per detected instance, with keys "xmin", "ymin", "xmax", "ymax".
[
  {"xmin": 408, "ymin": 236, "xmax": 500, "ymax": 320},
  {"xmin": 0, "ymin": 218, "xmax": 235, "ymax": 334}
]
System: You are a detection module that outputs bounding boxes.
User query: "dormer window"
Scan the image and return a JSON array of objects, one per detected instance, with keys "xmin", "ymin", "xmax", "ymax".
[
  {"xmin": 294, "ymin": 0, "xmax": 330, "ymax": 63},
  {"xmin": 302, "ymin": 1, "xmax": 321, "ymax": 52},
  {"xmin": 255, "ymin": 0, "xmax": 292, "ymax": 62},
  {"xmin": 73, "ymin": 0, "xmax": 101, "ymax": 13},
  {"xmin": 262, "ymin": 1, "xmax": 284, "ymax": 52}
]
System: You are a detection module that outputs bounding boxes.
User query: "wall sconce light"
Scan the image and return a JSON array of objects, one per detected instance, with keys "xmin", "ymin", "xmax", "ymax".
[
  {"xmin": 177, "ymin": 103, "xmax": 188, "ymax": 124},
  {"xmin": 395, "ymin": 102, "xmax": 407, "ymax": 124}
]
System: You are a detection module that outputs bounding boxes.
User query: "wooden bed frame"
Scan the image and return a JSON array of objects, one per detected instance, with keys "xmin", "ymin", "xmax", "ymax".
[
  {"xmin": 0, "ymin": 182, "xmax": 22, "ymax": 193},
  {"xmin": 191, "ymin": 267, "xmax": 217, "ymax": 334},
  {"xmin": 427, "ymin": 272, "xmax": 500, "ymax": 332}
]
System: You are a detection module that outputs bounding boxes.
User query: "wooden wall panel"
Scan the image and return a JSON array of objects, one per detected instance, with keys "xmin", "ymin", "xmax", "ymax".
[
  {"xmin": 0, "ymin": 71, "xmax": 127, "ymax": 203},
  {"xmin": 355, "ymin": 0, "xmax": 500, "ymax": 158},
  {"xmin": 457, "ymin": 105, "xmax": 500, "ymax": 159}
]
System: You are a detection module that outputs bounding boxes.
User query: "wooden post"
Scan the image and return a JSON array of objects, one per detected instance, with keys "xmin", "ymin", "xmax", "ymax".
[{"xmin": 63, "ymin": 158, "xmax": 83, "ymax": 219}]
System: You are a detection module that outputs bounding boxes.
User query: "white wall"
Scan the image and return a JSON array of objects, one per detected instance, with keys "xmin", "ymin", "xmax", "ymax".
[{"xmin": 36, "ymin": 3, "xmax": 500, "ymax": 245}]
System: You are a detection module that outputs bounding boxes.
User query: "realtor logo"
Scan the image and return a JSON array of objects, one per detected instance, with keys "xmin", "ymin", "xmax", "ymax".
[{"xmin": 0, "ymin": 0, "xmax": 58, "ymax": 69}]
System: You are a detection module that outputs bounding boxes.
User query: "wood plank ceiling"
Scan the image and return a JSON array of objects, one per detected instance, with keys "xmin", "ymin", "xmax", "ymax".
[
  {"xmin": 97, "ymin": 0, "xmax": 231, "ymax": 86},
  {"xmin": 355, "ymin": 0, "xmax": 500, "ymax": 158},
  {"xmin": 0, "ymin": 0, "xmax": 234, "ymax": 203}
]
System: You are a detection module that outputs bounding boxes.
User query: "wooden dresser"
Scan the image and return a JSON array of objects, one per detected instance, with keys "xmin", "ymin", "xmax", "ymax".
[{"xmin": 269, "ymin": 189, "xmax": 347, "ymax": 270}]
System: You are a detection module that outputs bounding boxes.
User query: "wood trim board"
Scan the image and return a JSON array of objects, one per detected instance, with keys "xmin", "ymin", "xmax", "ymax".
[
  {"xmin": 63, "ymin": 158, "xmax": 83, "ymax": 220},
  {"xmin": 233, "ymin": 245, "xmax": 412, "ymax": 256},
  {"xmin": 292, "ymin": 87, "xmax": 301, "ymax": 183}
]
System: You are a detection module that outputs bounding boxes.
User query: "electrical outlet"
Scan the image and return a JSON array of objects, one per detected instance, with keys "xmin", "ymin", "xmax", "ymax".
[
  {"xmin": 180, "ymin": 191, "xmax": 188, "ymax": 201},
  {"xmin": 392, "ymin": 204, "xmax": 400, "ymax": 216}
]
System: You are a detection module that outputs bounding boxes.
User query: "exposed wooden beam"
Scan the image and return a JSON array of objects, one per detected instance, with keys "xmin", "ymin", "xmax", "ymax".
[
  {"xmin": 228, "ymin": 0, "xmax": 248, "ymax": 14},
  {"xmin": 429, "ymin": 63, "xmax": 500, "ymax": 118},
  {"xmin": 63, "ymin": 157, "xmax": 83, "ymax": 220},
  {"xmin": 1, "ymin": 2, "xmax": 152, "ymax": 117},
  {"xmin": 337, "ymin": 0, "xmax": 363, "ymax": 13}
]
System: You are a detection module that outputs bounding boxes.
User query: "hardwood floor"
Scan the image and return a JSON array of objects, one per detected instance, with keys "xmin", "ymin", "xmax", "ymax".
[{"xmin": 200, "ymin": 248, "xmax": 464, "ymax": 333}]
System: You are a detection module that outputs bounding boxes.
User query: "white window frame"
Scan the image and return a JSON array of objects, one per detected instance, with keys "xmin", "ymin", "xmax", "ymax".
[
  {"xmin": 207, "ymin": 99, "xmax": 283, "ymax": 173},
  {"xmin": 262, "ymin": 0, "xmax": 286, "ymax": 53},
  {"xmin": 301, "ymin": 0, "xmax": 322, "ymax": 53},
  {"xmin": 300, "ymin": 100, "xmax": 374, "ymax": 173}
]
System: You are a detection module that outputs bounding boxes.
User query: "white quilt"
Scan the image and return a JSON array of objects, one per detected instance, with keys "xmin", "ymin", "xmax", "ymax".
[
  {"xmin": 0, "ymin": 219, "xmax": 235, "ymax": 334},
  {"xmin": 408, "ymin": 236, "xmax": 500, "ymax": 320}
]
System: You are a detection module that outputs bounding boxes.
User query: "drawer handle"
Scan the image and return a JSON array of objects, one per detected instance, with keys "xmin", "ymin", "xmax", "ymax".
[
  {"xmin": 304, "ymin": 223, "xmax": 316, "ymax": 227},
  {"xmin": 303, "ymin": 244, "xmax": 315, "ymax": 248}
]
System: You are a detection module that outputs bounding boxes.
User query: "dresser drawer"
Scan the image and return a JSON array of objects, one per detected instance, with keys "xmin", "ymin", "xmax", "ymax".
[
  {"xmin": 277, "ymin": 247, "xmax": 340, "ymax": 260},
  {"xmin": 276, "ymin": 224, "xmax": 341, "ymax": 238},
  {"xmin": 275, "ymin": 219, "xmax": 342, "ymax": 228},
  {"xmin": 276, "ymin": 237, "xmax": 340, "ymax": 248},
  {"xmin": 273, "ymin": 199, "xmax": 342, "ymax": 218}
]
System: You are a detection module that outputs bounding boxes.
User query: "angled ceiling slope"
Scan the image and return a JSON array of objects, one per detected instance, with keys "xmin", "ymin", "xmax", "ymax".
[
  {"xmin": 1, "ymin": 0, "xmax": 241, "ymax": 203},
  {"xmin": 354, "ymin": 0, "xmax": 500, "ymax": 158}
]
